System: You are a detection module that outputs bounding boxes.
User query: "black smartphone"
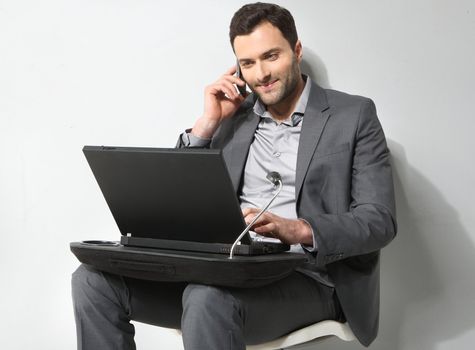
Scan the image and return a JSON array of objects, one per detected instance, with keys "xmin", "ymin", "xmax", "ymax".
[{"xmin": 235, "ymin": 62, "xmax": 247, "ymax": 96}]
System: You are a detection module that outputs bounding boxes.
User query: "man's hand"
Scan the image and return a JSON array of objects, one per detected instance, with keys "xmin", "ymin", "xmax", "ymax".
[
  {"xmin": 242, "ymin": 207, "xmax": 314, "ymax": 246},
  {"xmin": 191, "ymin": 66, "xmax": 247, "ymax": 139}
]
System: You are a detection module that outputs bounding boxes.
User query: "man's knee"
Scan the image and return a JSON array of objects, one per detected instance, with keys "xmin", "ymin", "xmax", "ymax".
[
  {"xmin": 181, "ymin": 284, "xmax": 245, "ymax": 347},
  {"xmin": 182, "ymin": 284, "xmax": 242, "ymax": 319},
  {"xmin": 71, "ymin": 264, "xmax": 126, "ymax": 308},
  {"xmin": 72, "ymin": 264, "xmax": 103, "ymax": 295},
  {"xmin": 72, "ymin": 264, "xmax": 100, "ymax": 307}
]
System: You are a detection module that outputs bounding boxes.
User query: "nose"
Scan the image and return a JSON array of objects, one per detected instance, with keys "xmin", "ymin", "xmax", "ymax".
[{"xmin": 255, "ymin": 61, "xmax": 271, "ymax": 83}]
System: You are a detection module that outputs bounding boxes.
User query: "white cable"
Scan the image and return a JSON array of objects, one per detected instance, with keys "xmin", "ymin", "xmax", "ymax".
[{"xmin": 229, "ymin": 179, "xmax": 282, "ymax": 259}]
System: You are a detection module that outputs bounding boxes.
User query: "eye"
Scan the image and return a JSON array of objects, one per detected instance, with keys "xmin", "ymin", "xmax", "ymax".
[
  {"xmin": 240, "ymin": 61, "xmax": 253, "ymax": 69},
  {"xmin": 266, "ymin": 53, "xmax": 279, "ymax": 61}
]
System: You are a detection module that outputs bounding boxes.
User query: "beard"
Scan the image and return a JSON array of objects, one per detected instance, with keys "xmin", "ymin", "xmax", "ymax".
[{"xmin": 251, "ymin": 56, "xmax": 301, "ymax": 107}]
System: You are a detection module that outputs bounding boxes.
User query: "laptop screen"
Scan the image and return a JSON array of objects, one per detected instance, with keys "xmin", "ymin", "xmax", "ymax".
[{"xmin": 83, "ymin": 146, "xmax": 249, "ymax": 245}]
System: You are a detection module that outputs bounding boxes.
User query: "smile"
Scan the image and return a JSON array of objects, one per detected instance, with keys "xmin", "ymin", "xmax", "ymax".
[{"xmin": 258, "ymin": 79, "xmax": 278, "ymax": 91}]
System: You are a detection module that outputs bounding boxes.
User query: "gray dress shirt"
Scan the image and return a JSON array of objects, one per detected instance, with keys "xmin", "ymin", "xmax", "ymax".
[{"xmin": 239, "ymin": 80, "xmax": 308, "ymax": 252}]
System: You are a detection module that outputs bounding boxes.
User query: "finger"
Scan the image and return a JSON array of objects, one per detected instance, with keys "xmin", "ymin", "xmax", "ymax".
[
  {"xmin": 224, "ymin": 65, "xmax": 238, "ymax": 76},
  {"xmin": 208, "ymin": 81, "xmax": 239, "ymax": 100},
  {"xmin": 248, "ymin": 212, "xmax": 273, "ymax": 227},
  {"xmin": 217, "ymin": 77, "xmax": 246, "ymax": 99},
  {"xmin": 218, "ymin": 79, "xmax": 243, "ymax": 99},
  {"xmin": 254, "ymin": 222, "xmax": 277, "ymax": 235},
  {"xmin": 245, "ymin": 214, "xmax": 259, "ymax": 225},
  {"xmin": 242, "ymin": 207, "xmax": 259, "ymax": 216},
  {"xmin": 221, "ymin": 73, "xmax": 246, "ymax": 87},
  {"xmin": 245, "ymin": 212, "xmax": 266, "ymax": 226}
]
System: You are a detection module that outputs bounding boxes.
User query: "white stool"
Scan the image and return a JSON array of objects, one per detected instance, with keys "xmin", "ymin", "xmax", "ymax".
[
  {"xmin": 172, "ymin": 320, "xmax": 355, "ymax": 350},
  {"xmin": 247, "ymin": 320, "xmax": 355, "ymax": 350}
]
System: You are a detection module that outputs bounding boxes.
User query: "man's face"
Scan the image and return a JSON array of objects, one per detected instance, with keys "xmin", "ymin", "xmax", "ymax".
[{"xmin": 233, "ymin": 21, "xmax": 302, "ymax": 108}]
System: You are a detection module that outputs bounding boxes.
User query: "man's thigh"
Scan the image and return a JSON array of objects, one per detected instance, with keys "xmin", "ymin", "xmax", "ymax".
[
  {"xmin": 126, "ymin": 272, "xmax": 339, "ymax": 343},
  {"xmin": 126, "ymin": 278, "xmax": 187, "ymax": 329},
  {"xmin": 228, "ymin": 272, "xmax": 339, "ymax": 345}
]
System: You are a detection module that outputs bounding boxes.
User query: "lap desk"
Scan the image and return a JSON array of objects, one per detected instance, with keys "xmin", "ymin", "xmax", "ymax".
[
  {"xmin": 70, "ymin": 242, "xmax": 306, "ymax": 288},
  {"xmin": 70, "ymin": 146, "xmax": 307, "ymax": 288}
]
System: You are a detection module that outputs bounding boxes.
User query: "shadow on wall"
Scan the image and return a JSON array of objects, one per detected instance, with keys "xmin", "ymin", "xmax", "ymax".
[
  {"xmin": 376, "ymin": 140, "xmax": 475, "ymax": 349},
  {"xmin": 301, "ymin": 47, "xmax": 331, "ymax": 89},
  {"xmin": 294, "ymin": 141, "xmax": 475, "ymax": 350}
]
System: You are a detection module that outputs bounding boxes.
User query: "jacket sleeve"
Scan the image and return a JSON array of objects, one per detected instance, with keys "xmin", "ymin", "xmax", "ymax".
[
  {"xmin": 176, "ymin": 129, "xmax": 211, "ymax": 148},
  {"xmin": 301, "ymin": 99, "xmax": 397, "ymax": 267}
]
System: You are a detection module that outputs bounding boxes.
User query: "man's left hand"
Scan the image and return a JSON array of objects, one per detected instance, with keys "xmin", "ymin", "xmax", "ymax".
[{"xmin": 242, "ymin": 208, "xmax": 313, "ymax": 246}]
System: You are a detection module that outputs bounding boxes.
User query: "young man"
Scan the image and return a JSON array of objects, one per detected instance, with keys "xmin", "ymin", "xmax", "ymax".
[{"xmin": 72, "ymin": 3, "xmax": 396, "ymax": 349}]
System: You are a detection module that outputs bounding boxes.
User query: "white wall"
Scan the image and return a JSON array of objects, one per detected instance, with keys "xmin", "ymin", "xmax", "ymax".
[{"xmin": 1, "ymin": 0, "xmax": 474, "ymax": 349}]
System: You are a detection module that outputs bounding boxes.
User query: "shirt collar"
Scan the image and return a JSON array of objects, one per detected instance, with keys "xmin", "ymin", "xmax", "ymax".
[{"xmin": 253, "ymin": 75, "xmax": 312, "ymax": 126}]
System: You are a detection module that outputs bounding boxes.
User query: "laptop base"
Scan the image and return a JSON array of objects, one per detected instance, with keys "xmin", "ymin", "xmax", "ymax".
[{"xmin": 120, "ymin": 235, "xmax": 290, "ymax": 256}]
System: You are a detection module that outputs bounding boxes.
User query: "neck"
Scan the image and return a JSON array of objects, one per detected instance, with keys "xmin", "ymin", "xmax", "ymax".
[{"xmin": 267, "ymin": 76, "xmax": 305, "ymax": 121}]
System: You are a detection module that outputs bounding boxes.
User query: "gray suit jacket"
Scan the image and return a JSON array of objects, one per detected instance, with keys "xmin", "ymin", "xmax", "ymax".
[{"xmin": 180, "ymin": 81, "xmax": 397, "ymax": 346}]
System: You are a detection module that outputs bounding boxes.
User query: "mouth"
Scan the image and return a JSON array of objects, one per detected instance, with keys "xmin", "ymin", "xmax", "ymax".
[{"xmin": 257, "ymin": 79, "xmax": 278, "ymax": 91}]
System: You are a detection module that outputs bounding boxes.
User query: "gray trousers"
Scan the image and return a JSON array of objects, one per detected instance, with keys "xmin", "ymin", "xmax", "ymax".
[{"xmin": 72, "ymin": 264, "xmax": 342, "ymax": 350}]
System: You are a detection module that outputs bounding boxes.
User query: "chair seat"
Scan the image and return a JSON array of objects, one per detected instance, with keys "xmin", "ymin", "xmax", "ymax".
[
  {"xmin": 172, "ymin": 320, "xmax": 355, "ymax": 350},
  {"xmin": 246, "ymin": 320, "xmax": 355, "ymax": 350}
]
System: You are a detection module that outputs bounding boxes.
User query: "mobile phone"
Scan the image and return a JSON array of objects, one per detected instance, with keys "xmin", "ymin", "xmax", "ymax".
[{"xmin": 235, "ymin": 62, "xmax": 247, "ymax": 96}]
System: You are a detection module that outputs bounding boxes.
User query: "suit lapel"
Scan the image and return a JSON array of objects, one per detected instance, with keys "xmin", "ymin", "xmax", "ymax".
[
  {"xmin": 295, "ymin": 82, "xmax": 330, "ymax": 199},
  {"xmin": 226, "ymin": 112, "xmax": 260, "ymax": 191}
]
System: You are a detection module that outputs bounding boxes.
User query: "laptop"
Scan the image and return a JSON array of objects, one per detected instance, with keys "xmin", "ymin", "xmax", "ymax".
[{"xmin": 82, "ymin": 145, "xmax": 290, "ymax": 256}]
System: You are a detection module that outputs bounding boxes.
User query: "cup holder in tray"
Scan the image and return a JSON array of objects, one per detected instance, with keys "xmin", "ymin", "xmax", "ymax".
[{"xmin": 81, "ymin": 240, "xmax": 120, "ymax": 246}]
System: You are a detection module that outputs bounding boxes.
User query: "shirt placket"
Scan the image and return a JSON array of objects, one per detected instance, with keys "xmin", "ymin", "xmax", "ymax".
[{"xmin": 270, "ymin": 122, "xmax": 286, "ymax": 193}]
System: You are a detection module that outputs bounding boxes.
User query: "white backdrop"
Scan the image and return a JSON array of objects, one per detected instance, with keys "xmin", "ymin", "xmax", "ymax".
[{"xmin": 1, "ymin": 1, "xmax": 474, "ymax": 349}]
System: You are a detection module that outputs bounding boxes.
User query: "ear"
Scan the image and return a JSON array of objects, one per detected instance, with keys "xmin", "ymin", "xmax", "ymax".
[{"xmin": 294, "ymin": 40, "xmax": 303, "ymax": 62}]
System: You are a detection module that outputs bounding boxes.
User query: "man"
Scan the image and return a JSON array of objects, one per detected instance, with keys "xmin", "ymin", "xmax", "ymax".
[{"xmin": 72, "ymin": 3, "xmax": 396, "ymax": 349}]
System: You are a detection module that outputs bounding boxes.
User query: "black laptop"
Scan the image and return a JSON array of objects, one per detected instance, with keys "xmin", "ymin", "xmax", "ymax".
[{"xmin": 82, "ymin": 146, "xmax": 290, "ymax": 256}]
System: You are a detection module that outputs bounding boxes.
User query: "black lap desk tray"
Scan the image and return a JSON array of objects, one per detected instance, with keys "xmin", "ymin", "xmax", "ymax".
[{"xmin": 70, "ymin": 242, "xmax": 307, "ymax": 288}]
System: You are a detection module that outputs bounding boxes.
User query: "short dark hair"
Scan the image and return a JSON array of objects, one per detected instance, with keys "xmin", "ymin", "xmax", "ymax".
[{"xmin": 229, "ymin": 2, "xmax": 298, "ymax": 50}]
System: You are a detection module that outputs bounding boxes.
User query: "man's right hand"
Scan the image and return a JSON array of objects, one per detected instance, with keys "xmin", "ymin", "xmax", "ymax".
[{"xmin": 191, "ymin": 66, "xmax": 247, "ymax": 139}]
